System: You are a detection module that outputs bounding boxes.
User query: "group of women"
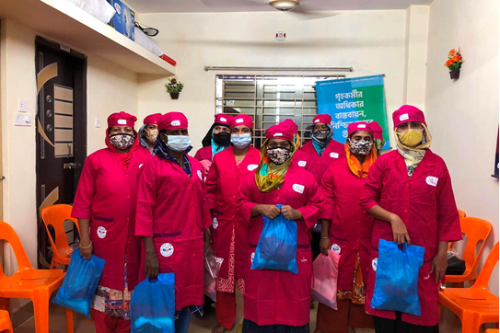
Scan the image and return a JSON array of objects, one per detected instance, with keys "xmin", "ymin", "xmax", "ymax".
[{"xmin": 71, "ymin": 105, "xmax": 461, "ymax": 333}]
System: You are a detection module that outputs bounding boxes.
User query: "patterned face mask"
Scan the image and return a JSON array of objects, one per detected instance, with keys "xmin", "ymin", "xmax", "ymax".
[
  {"xmin": 109, "ymin": 133, "xmax": 135, "ymax": 150},
  {"xmin": 313, "ymin": 130, "xmax": 329, "ymax": 141},
  {"xmin": 267, "ymin": 147, "xmax": 292, "ymax": 165},
  {"xmin": 145, "ymin": 128, "xmax": 159, "ymax": 144},
  {"xmin": 348, "ymin": 139, "xmax": 373, "ymax": 155}
]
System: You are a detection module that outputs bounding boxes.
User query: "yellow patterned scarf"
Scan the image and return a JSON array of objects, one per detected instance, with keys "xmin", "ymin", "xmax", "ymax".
[
  {"xmin": 395, "ymin": 125, "xmax": 432, "ymax": 178},
  {"xmin": 255, "ymin": 139, "xmax": 296, "ymax": 193}
]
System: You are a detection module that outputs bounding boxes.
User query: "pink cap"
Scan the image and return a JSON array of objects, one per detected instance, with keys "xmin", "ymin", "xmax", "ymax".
[
  {"xmin": 265, "ymin": 122, "xmax": 294, "ymax": 141},
  {"xmin": 214, "ymin": 114, "xmax": 232, "ymax": 127},
  {"xmin": 348, "ymin": 122, "xmax": 373, "ymax": 137},
  {"xmin": 369, "ymin": 121, "xmax": 383, "ymax": 140},
  {"xmin": 107, "ymin": 111, "xmax": 137, "ymax": 128},
  {"xmin": 231, "ymin": 114, "xmax": 254, "ymax": 129},
  {"xmin": 159, "ymin": 112, "xmax": 188, "ymax": 131},
  {"xmin": 143, "ymin": 113, "xmax": 162, "ymax": 125},
  {"xmin": 282, "ymin": 119, "xmax": 299, "ymax": 134},
  {"xmin": 313, "ymin": 114, "xmax": 332, "ymax": 126},
  {"xmin": 392, "ymin": 105, "xmax": 427, "ymax": 129}
]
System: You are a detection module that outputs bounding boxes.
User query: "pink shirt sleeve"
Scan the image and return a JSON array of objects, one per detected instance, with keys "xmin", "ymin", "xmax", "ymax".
[
  {"xmin": 297, "ymin": 175, "xmax": 324, "ymax": 230},
  {"xmin": 71, "ymin": 155, "xmax": 96, "ymax": 219},
  {"xmin": 437, "ymin": 161, "xmax": 463, "ymax": 242},
  {"xmin": 205, "ymin": 157, "xmax": 219, "ymax": 210},
  {"xmin": 197, "ymin": 171, "xmax": 213, "ymax": 230},
  {"xmin": 360, "ymin": 157, "xmax": 385, "ymax": 213},
  {"xmin": 319, "ymin": 165, "xmax": 335, "ymax": 220},
  {"xmin": 135, "ymin": 160, "xmax": 157, "ymax": 237},
  {"xmin": 238, "ymin": 173, "xmax": 257, "ymax": 226}
]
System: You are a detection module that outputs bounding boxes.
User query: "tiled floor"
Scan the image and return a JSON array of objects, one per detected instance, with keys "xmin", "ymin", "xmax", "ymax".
[{"xmin": 15, "ymin": 294, "xmax": 465, "ymax": 333}]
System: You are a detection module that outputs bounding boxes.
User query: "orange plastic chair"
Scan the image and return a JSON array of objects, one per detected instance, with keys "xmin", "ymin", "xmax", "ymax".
[
  {"xmin": 446, "ymin": 217, "xmax": 492, "ymax": 286},
  {"xmin": 458, "ymin": 209, "xmax": 467, "ymax": 218},
  {"xmin": 485, "ymin": 330, "xmax": 499, "ymax": 333},
  {"xmin": 0, "ymin": 221, "xmax": 73, "ymax": 333},
  {"xmin": 0, "ymin": 310, "xmax": 13, "ymax": 333},
  {"xmin": 41, "ymin": 204, "xmax": 80, "ymax": 270},
  {"xmin": 439, "ymin": 242, "xmax": 499, "ymax": 333}
]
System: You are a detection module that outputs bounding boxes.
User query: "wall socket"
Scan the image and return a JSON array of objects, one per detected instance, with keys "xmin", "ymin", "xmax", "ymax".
[{"xmin": 18, "ymin": 99, "xmax": 28, "ymax": 112}]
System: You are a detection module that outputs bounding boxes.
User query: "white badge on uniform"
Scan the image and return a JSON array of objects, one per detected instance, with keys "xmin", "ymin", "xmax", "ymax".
[
  {"xmin": 331, "ymin": 244, "xmax": 341, "ymax": 254},
  {"xmin": 117, "ymin": 119, "xmax": 127, "ymax": 125},
  {"xmin": 247, "ymin": 164, "xmax": 258, "ymax": 171},
  {"xmin": 197, "ymin": 170, "xmax": 203, "ymax": 181},
  {"xmin": 171, "ymin": 120, "xmax": 180, "ymax": 126},
  {"xmin": 399, "ymin": 113, "xmax": 409, "ymax": 121},
  {"xmin": 298, "ymin": 161, "xmax": 307, "ymax": 167},
  {"xmin": 292, "ymin": 184, "xmax": 305, "ymax": 194},
  {"xmin": 220, "ymin": 117, "xmax": 227, "ymax": 122},
  {"xmin": 213, "ymin": 217, "xmax": 219, "ymax": 229},
  {"xmin": 139, "ymin": 164, "xmax": 144, "ymax": 169},
  {"xmin": 357, "ymin": 124, "xmax": 367, "ymax": 129},
  {"xmin": 97, "ymin": 226, "xmax": 107, "ymax": 239},
  {"xmin": 426, "ymin": 176, "xmax": 438, "ymax": 187},
  {"xmin": 372, "ymin": 258, "xmax": 378, "ymax": 271},
  {"xmin": 236, "ymin": 118, "xmax": 244, "ymax": 124},
  {"xmin": 160, "ymin": 243, "xmax": 174, "ymax": 257},
  {"xmin": 251, "ymin": 252, "xmax": 255, "ymax": 263},
  {"xmin": 330, "ymin": 152, "xmax": 339, "ymax": 159}
]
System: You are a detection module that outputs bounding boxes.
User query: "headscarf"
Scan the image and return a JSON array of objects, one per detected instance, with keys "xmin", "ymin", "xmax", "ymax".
[
  {"xmin": 201, "ymin": 115, "xmax": 232, "ymax": 159},
  {"xmin": 395, "ymin": 125, "xmax": 432, "ymax": 178},
  {"xmin": 368, "ymin": 121, "xmax": 385, "ymax": 157},
  {"xmin": 310, "ymin": 114, "xmax": 334, "ymax": 156},
  {"xmin": 139, "ymin": 113, "xmax": 161, "ymax": 155},
  {"xmin": 345, "ymin": 122, "xmax": 377, "ymax": 178},
  {"xmin": 255, "ymin": 123, "xmax": 296, "ymax": 193},
  {"xmin": 106, "ymin": 112, "xmax": 139, "ymax": 169}
]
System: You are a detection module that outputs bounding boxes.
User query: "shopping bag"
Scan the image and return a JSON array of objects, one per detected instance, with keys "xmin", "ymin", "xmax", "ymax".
[
  {"xmin": 251, "ymin": 204, "xmax": 298, "ymax": 274},
  {"xmin": 52, "ymin": 249, "xmax": 105, "ymax": 318},
  {"xmin": 371, "ymin": 239, "xmax": 425, "ymax": 316},
  {"xmin": 204, "ymin": 248, "xmax": 224, "ymax": 302},
  {"xmin": 311, "ymin": 250, "xmax": 340, "ymax": 310},
  {"xmin": 131, "ymin": 273, "xmax": 175, "ymax": 333}
]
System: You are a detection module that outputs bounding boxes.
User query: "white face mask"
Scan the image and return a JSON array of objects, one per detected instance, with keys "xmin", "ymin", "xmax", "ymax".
[
  {"xmin": 231, "ymin": 133, "xmax": 252, "ymax": 149},
  {"xmin": 166, "ymin": 135, "xmax": 192, "ymax": 152}
]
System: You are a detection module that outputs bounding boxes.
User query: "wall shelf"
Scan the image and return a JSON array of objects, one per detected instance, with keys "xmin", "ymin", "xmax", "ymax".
[{"xmin": 0, "ymin": 0, "xmax": 176, "ymax": 75}]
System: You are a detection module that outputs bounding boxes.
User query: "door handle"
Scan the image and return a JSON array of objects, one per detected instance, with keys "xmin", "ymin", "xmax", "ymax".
[{"xmin": 63, "ymin": 163, "xmax": 76, "ymax": 170}]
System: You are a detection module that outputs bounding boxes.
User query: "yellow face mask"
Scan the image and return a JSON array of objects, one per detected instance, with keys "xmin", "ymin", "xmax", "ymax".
[{"xmin": 398, "ymin": 130, "xmax": 424, "ymax": 147}]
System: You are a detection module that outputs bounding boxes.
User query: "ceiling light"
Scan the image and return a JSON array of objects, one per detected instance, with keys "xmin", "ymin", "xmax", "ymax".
[{"xmin": 269, "ymin": 0, "xmax": 300, "ymax": 12}]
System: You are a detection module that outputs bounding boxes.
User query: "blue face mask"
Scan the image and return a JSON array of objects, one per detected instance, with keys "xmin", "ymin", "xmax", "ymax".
[
  {"xmin": 166, "ymin": 135, "xmax": 192, "ymax": 152},
  {"xmin": 231, "ymin": 133, "xmax": 252, "ymax": 149}
]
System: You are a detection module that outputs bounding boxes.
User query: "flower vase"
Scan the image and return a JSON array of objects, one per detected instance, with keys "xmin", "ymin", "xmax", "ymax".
[
  {"xmin": 449, "ymin": 70, "xmax": 460, "ymax": 80},
  {"xmin": 170, "ymin": 92, "xmax": 180, "ymax": 100}
]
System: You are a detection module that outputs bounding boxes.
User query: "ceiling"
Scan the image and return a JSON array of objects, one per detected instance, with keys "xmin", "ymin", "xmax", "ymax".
[{"xmin": 128, "ymin": 0, "xmax": 433, "ymax": 14}]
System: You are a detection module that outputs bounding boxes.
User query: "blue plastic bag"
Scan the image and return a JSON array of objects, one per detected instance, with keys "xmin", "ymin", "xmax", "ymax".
[
  {"xmin": 251, "ymin": 204, "xmax": 298, "ymax": 274},
  {"xmin": 52, "ymin": 249, "xmax": 105, "ymax": 318},
  {"xmin": 371, "ymin": 239, "xmax": 425, "ymax": 316},
  {"xmin": 131, "ymin": 273, "xmax": 175, "ymax": 333}
]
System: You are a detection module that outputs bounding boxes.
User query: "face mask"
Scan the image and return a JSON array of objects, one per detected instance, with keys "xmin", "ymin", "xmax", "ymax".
[
  {"xmin": 166, "ymin": 135, "xmax": 192, "ymax": 152},
  {"xmin": 109, "ymin": 133, "xmax": 135, "ymax": 150},
  {"xmin": 314, "ymin": 130, "xmax": 329, "ymax": 141},
  {"xmin": 349, "ymin": 139, "xmax": 373, "ymax": 155},
  {"xmin": 267, "ymin": 147, "xmax": 292, "ymax": 165},
  {"xmin": 145, "ymin": 128, "xmax": 159, "ymax": 144},
  {"xmin": 398, "ymin": 129, "xmax": 424, "ymax": 147},
  {"xmin": 231, "ymin": 133, "xmax": 252, "ymax": 149},
  {"xmin": 213, "ymin": 131, "xmax": 231, "ymax": 146}
]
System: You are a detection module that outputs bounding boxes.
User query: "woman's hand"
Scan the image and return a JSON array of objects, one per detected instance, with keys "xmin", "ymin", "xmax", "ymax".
[
  {"xmin": 389, "ymin": 214, "xmax": 411, "ymax": 245},
  {"xmin": 79, "ymin": 241, "xmax": 93, "ymax": 260},
  {"xmin": 281, "ymin": 205, "xmax": 302, "ymax": 220},
  {"xmin": 431, "ymin": 242, "xmax": 449, "ymax": 283},
  {"xmin": 319, "ymin": 237, "xmax": 331, "ymax": 256},
  {"xmin": 257, "ymin": 205, "xmax": 281, "ymax": 219},
  {"xmin": 145, "ymin": 250, "xmax": 159, "ymax": 280}
]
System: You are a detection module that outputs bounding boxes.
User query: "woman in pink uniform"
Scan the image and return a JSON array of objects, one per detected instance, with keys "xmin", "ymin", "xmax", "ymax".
[
  {"xmin": 361, "ymin": 105, "xmax": 462, "ymax": 333},
  {"xmin": 315, "ymin": 121, "xmax": 378, "ymax": 333},
  {"xmin": 239, "ymin": 121, "xmax": 324, "ymax": 333},
  {"xmin": 282, "ymin": 119, "xmax": 317, "ymax": 178},
  {"xmin": 72, "ymin": 112, "xmax": 150, "ymax": 333},
  {"xmin": 136, "ymin": 112, "xmax": 212, "ymax": 333},
  {"xmin": 205, "ymin": 114, "xmax": 260, "ymax": 333},
  {"xmin": 300, "ymin": 114, "xmax": 345, "ymax": 183},
  {"xmin": 138, "ymin": 113, "xmax": 162, "ymax": 156}
]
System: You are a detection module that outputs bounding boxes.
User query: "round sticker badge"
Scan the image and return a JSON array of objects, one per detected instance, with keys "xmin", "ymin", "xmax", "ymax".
[
  {"xmin": 197, "ymin": 170, "xmax": 203, "ymax": 181},
  {"xmin": 213, "ymin": 217, "xmax": 219, "ymax": 229},
  {"xmin": 160, "ymin": 243, "xmax": 174, "ymax": 258},
  {"xmin": 372, "ymin": 258, "xmax": 378, "ymax": 272},
  {"xmin": 331, "ymin": 244, "xmax": 341, "ymax": 254},
  {"xmin": 97, "ymin": 226, "xmax": 107, "ymax": 239}
]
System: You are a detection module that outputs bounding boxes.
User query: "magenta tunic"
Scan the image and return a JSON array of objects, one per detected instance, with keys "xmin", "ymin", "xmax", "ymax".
[
  {"xmin": 194, "ymin": 146, "xmax": 212, "ymax": 161},
  {"xmin": 300, "ymin": 140, "xmax": 346, "ymax": 183}
]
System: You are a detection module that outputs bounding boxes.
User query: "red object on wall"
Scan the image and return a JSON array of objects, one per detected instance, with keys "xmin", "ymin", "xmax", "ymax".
[{"xmin": 160, "ymin": 54, "xmax": 177, "ymax": 66}]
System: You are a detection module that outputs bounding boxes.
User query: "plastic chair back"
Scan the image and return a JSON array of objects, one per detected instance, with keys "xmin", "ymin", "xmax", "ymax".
[
  {"xmin": 0, "ymin": 221, "xmax": 33, "ymax": 278},
  {"xmin": 460, "ymin": 217, "xmax": 492, "ymax": 276},
  {"xmin": 41, "ymin": 205, "xmax": 80, "ymax": 259},
  {"xmin": 457, "ymin": 209, "xmax": 466, "ymax": 218},
  {"xmin": 473, "ymin": 242, "xmax": 499, "ymax": 290}
]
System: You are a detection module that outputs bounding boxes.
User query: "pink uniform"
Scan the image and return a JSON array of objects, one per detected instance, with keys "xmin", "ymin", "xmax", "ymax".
[
  {"xmin": 360, "ymin": 149, "xmax": 462, "ymax": 326},
  {"xmin": 290, "ymin": 148, "xmax": 318, "ymax": 178},
  {"xmin": 300, "ymin": 140, "xmax": 346, "ymax": 182},
  {"xmin": 71, "ymin": 146, "xmax": 151, "ymax": 291},
  {"xmin": 205, "ymin": 146, "xmax": 261, "ymax": 279},
  {"xmin": 238, "ymin": 168, "xmax": 324, "ymax": 326},
  {"xmin": 194, "ymin": 146, "xmax": 212, "ymax": 161},
  {"xmin": 135, "ymin": 155, "xmax": 212, "ymax": 311},
  {"xmin": 320, "ymin": 157, "xmax": 373, "ymax": 291}
]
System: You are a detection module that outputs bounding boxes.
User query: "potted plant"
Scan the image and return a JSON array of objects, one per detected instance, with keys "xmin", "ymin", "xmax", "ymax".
[
  {"xmin": 165, "ymin": 78, "xmax": 184, "ymax": 99},
  {"xmin": 445, "ymin": 49, "xmax": 464, "ymax": 80}
]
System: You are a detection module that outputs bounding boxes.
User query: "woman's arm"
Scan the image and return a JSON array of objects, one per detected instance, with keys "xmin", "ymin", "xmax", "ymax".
[{"xmin": 78, "ymin": 219, "xmax": 92, "ymax": 259}]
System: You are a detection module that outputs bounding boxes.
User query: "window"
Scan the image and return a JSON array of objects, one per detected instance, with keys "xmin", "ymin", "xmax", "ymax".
[{"xmin": 215, "ymin": 74, "xmax": 345, "ymax": 148}]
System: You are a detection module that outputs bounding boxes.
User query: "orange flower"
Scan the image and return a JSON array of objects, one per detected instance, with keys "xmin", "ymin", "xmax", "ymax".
[
  {"xmin": 449, "ymin": 49, "xmax": 457, "ymax": 56},
  {"xmin": 445, "ymin": 60, "xmax": 454, "ymax": 67},
  {"xmin": 452, "ymin": 55, "xmax": 461, "ymax": 62}
]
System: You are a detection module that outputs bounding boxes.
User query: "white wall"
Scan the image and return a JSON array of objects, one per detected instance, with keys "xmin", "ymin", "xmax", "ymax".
[
  {"xmin": 426, "ymin": 0, "xmax": 499, "ymax": 295},
  {"xmin": 0, "ymin": 19, "xmax": 138, "ymax": 311},
  {"xmin": 138, "ymin": 10, "xmax": 409, "ymax": 151}
]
